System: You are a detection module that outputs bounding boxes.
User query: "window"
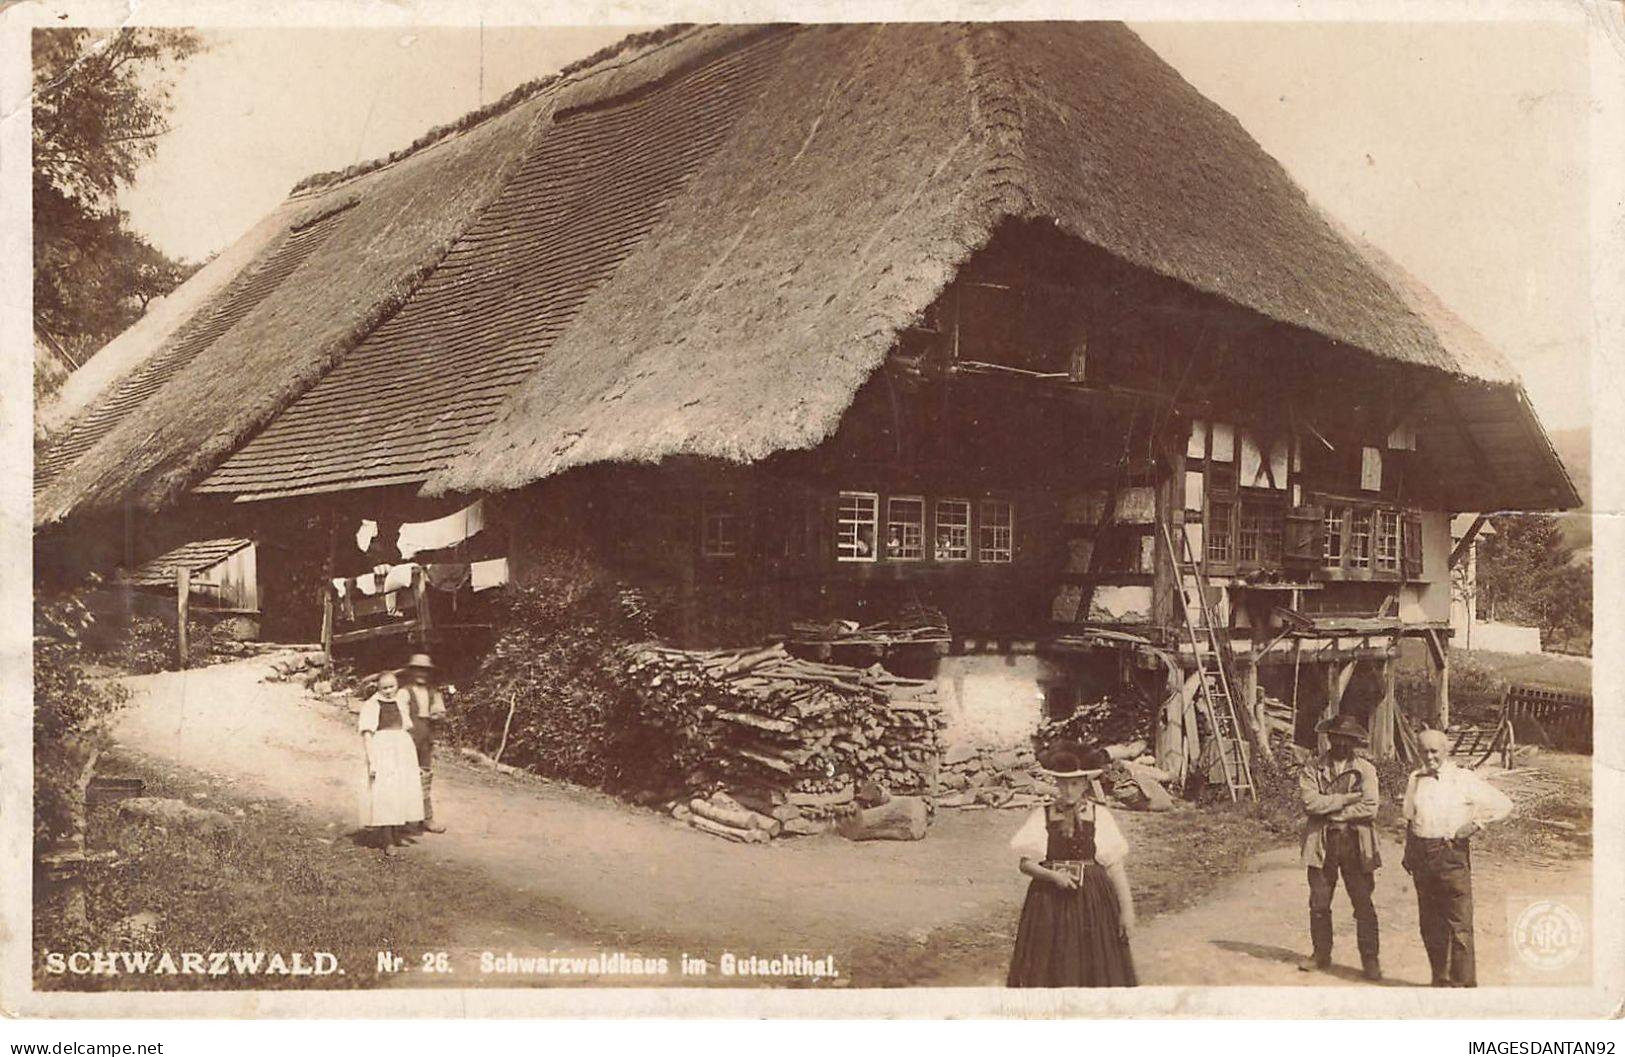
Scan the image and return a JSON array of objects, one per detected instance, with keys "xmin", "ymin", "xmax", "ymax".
[
  {"xmin": 1323, "ymin": 507, "xmax": 1344, "ymax": 563},
  {"xmin": 701, "ymin": 506, "xmax": 740, "ymax": 558},
  {"xmin": 837, "ymin": 492, "xmax": 878, "ymax": 562},
  {"xmin": 1239, "ymin": 501, "xmax": 1284, "ymax": 566},
  {"xmin": 1349, "ymin": 509, "xmax": 1373, "ymax": 570},
  {"xmin": 1375, "ymin": 510, "xmax": 1401, "ymax": 572},
  {"xmin": 1207, "ymin": 501, "xmax": 1234, "ymax": 563},
  {"xmin": 934, "ymin": 499, "xmax": 971, "ymax": 561},
  {"xmin": 886, "ymin": 497, "xmax": 925, "ymax": 560},
  {"xmin": 979, "ymin": 500, "xmax": 1014, "ymax": 563}
]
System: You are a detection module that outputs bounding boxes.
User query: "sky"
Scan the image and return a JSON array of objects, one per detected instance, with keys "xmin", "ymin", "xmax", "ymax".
[{"xmin": 114, "ymin": 20, "xmax": 1592, "ymax": 431}]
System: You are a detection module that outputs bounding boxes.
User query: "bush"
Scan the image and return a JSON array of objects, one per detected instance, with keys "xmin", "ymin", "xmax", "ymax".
[
  {"xmin": 34, "ymin": 638, "xmax": 128, "ymax": 848},
  {"xmin": 89, "ymin": 614, "xmax": 213, "ymax": 674},
  {"xmin": 445, "ymin": 570, "xmax": 679, "ymax": 794}
]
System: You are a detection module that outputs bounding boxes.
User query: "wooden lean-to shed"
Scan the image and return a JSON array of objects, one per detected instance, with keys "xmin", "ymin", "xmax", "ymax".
[{"xmin": 126, "ymin": 537, "xmax": 258, "ymax": 612}]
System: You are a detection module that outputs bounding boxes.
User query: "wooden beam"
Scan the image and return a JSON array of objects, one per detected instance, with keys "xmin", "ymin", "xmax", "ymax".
[
  {"xmin": 1369, "ymin": 655, "xmax": 1398, "ymax": 759},
  {"xmin": 1449, "ymin": 513, "xmax": 1490, "ymax": 569}
]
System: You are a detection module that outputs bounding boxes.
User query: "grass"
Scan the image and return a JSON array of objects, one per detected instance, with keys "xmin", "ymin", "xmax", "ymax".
[{"xmin": 32, "ymin": 749, "xmax": 662, "ymax": 992}]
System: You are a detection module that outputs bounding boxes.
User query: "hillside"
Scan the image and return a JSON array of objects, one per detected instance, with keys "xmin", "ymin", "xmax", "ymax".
[{"xmin": 1547, "ymin": 427, "xmax": 1590, "ymax": 557}]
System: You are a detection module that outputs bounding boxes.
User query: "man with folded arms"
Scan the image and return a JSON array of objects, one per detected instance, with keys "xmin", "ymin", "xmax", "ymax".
[
  {"xmin": 1402, "ymin": 728, "xmax": 1513, "ymax": 987},
  {"xmin": 1299, "ymin": 712, "xmax": 1383, "ymax": 980}
]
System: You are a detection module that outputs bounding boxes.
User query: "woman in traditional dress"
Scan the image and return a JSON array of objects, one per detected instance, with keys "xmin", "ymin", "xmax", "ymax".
[
  {"xmin": 1007, "ymin": 740, "xmax": 1138, "ymax": 987},
  {"xmin": 358, "ymin": 671, "xmax": 424, "ymax": 856}
]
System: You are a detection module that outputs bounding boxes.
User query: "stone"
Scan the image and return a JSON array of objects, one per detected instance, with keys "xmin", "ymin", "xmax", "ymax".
[
  {"xmin": 937, "ymin": 770, "xmax": 968, "ymax": 791},
  {"xmin": 781, "ymin": 818, "xmax": 829, "ymax": 837},
  {"xmin": 301, "ymin": 652, "xmax": 327, "ymax": 670},
  {"xmin": 117, "ymin": 797, "xmax": 233, "ymax": 837},
  {"xmin": 312, "ymin": 680, "xmax": 332, "ymax": 696},
  {"xmin": 934, "ymin": 792, "xmax": 976, "ymax": 809},
  {"xmin": 1007, "ymin": 770, "xmax": 1035, "ymax": 789},
  {"xmin": 990, "ymin": 750, "xmax": 1020, "ymax": 772},
  {"xmin": 943, "ymin": 743, "xmax": 978, "ymax": 767},
  {"xmin": 838, "ymin": 796, "xmax": 929, "ymax": 842}
]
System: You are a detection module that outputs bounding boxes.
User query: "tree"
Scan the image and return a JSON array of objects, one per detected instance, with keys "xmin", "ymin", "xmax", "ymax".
[
  {"xmin": 32, "ymin": 28, "xmax": 202, "ymax": 392},
  {"xmin": 1475, "ymin": 514, "xmax": 1591, "ymax": 653}
]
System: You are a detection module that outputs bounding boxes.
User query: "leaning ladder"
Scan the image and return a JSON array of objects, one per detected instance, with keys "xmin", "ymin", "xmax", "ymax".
[{"xmin": 1160, "ymin": 517, "xmax": 1257, "ymax": 802}]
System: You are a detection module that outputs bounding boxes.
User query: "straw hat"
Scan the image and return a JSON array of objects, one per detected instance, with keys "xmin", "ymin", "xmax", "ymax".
[
  {"xmin": 1036, "ymin": 739, "xmax": 1110, "ymax": 778},
  {"xmin": 1315, "ymin": 712, "xmax": 1369, "ymax": 744},
  {"xmin": 403, "ymin": 652, "xmax": 436, "ymax": 671}
]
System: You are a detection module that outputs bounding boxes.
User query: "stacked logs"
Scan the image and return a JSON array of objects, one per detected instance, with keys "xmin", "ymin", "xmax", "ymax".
[{"xmin": 624, "ymin": 643, "xmax": 943, "ymax": 841}]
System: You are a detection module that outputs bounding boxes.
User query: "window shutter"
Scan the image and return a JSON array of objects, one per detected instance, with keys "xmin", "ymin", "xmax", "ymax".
[
  {"xmin": 1284, "ymin": 505, "xmax": 1325, "ymax": 568},
  {"xmin": 1403, "ymin": 511, "xmax": 1425, "ymax": 579}
]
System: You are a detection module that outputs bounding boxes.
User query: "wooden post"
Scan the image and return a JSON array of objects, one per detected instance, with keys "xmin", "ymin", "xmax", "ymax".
[
  {"xmin": 1369, "ymin": 652, "xmax": 1398, "ymax": 759},
  {"xmin": 1319, "ymin": 659, "xmax": 1354, "ymax": 754},
  {"xmin": 412, "ymin": 565, "xmax": 431, "ymax": 645},
  {"xmin": 320, "ymin": 586, "xmax": 335, "ymax": 665},
  {"xmin": 175, "ymin": 567, "xmax": 190, "ymax": 669},
  {"xmin": 1435, "ymin": 649, "xmax": 1450, "ymax": 729}
]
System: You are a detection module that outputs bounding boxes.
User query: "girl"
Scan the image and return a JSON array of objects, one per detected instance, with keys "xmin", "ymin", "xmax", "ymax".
[
  {"xmin": 358, "ymin": 671, "xmax": 424, "ymax": 856},
  {"xmin": 1007, "ymin": 740, "xmax": 1138, "ymax": 987}
]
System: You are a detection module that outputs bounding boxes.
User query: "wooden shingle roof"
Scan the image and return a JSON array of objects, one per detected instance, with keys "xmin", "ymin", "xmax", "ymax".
[{"xmin": 125, "ymin": 538, "xmax": 252, "ymax": 586}]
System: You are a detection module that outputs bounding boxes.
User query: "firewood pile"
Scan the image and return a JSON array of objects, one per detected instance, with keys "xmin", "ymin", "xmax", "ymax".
[
  {"xmin": 788, "ymin": 616, "xmax": 950, "ymax": 646},
  {"xmin": 624, "ymin": 643, "xmax": 944, "ymax": 842},
  {"xmin": 933, "ymin": 738, "xmax": 1179, "ymax": 813}
]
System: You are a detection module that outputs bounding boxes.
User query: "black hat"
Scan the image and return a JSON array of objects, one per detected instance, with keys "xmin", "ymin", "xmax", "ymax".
[
  {"xmin": 1315, "ymin": 712, "xmax": 1370, "ymax": 744},
  {"xmin": 1037, "ymin": 739, "xmax": 1111, "ymax": 778}
]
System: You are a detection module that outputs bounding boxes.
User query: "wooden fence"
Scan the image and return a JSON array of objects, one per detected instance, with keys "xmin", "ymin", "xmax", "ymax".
[{"xmin": 1505, "ymin": 683, "xmax": 1591, "ymax": 753}]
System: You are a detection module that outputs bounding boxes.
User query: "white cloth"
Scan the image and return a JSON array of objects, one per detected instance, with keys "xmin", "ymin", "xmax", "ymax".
[
  {"xmin": 470, "ymin": 557, "xmax": 510, "ymax": 592},
  {"xmin": 1402, "ymin": 762, "xmax": 1513, "ymax": 838},
  {"xmin": 397, "ymin": 500, "xmax": 485, "ymax": 559},
  {"xmin": 357, "ymin": 694, "xmax": 423, "ymax": 828},
  {"xmin": 1009, "ymin": 803, "xmax": 1128, "ymax": 867},
  {"xmin": 355, "ymin": 519, "xmax": 378, "ymax": 553}
]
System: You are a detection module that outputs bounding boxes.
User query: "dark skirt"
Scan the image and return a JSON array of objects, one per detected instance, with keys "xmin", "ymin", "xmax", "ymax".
[{"xmin": 1007, "ymin": 863, "xmax": 1138, "ymax": 987}]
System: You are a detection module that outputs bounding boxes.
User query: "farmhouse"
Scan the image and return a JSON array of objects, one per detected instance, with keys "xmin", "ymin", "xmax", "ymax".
[{"xmin": 34, "ymin": 24, "xmax": 1578, "ymax": 789}]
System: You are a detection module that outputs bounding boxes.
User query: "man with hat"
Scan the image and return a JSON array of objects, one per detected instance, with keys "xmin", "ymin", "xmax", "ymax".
[
  {"xmin": 1401, "ymin": 728, "xmax": 1512, "ymax": 987},
  {"xmin": 1298, "ymin": 711, "xmax": 1383, "ymax": 979},
  {"xmin": 400, "ymin": 652, "xmax": 448, "ymax": 833}
]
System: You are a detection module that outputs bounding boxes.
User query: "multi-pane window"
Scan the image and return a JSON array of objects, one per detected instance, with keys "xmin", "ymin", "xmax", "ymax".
[
  {"xmin": 1323, "ymin": 507, "xmax": 1344, "ymax": 563},
  {"xmin": 978, "ymin": 500, "xmax": 1014, "ymax": 563},
  {"xmin": 1207, "ymin": 501, "xmax": 1234, "ymax": 563},
  {"xmin": 886, "ymin": 497, "xmax": 925, "ymax": 560},
  {"xmin": 1239, "ymin": 501, "xmax": 1283, "ymax": 565},
  {"xmin": 1349, "ymin": 509, "xmax": 1373, "ymax": 570},
  {"xmin": 935, "ymin": 499, "xmax": 971, "ymax": 561},
  {"xmin": 837, "ymin": 492, "xmax": 879, "ymax": 562},
  {"xmin": 1375, "ymin": 510, "xmax": 1401, "ymax": 572},
  {"xmin": 702, "ymin": 506, "xmax": 739, "ymax": 558}
]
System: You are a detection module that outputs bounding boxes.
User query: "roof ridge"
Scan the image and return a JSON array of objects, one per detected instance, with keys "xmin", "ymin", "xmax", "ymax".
[
  {"xmin": 289, "ymin": 23, "xmax": 701, "ymax": 196},
  {"xmin": 960, "ymin": 22, "xmax": 1032, "ymax": 217}
]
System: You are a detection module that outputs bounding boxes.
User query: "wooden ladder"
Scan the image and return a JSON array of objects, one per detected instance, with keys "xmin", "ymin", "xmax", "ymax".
[{"xmin": 1160, "ymin": 516, "xmax": 1257, "ymax": 802}]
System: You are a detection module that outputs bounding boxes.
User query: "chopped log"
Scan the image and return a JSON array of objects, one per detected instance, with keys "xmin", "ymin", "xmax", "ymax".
[
  {"xmin": 689, "ymin": 815, "xmax": 767, "ymax": 843},
  {"xmin": 838, "ymin": 796, "xmax": 929, "ymax": 841}
]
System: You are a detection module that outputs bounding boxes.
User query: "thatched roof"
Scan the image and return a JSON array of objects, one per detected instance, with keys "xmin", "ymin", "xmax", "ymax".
[{"xmin": 36, "ymin": 22, "xmax": 1578, "ymax": 524}]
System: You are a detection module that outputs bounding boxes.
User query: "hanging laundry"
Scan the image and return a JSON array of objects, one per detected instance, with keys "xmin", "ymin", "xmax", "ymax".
[
  {"xmin": 382, "ymin": 562, "xmax": 417, "ymax": 593},
  {"xmin": 470, "ymin": 557, "xmax": 510, "ymax": 592},
  {"xmin": 396, "ymin": 500, "xmax": 486, "ymax": 560},
  {"xmin": 355, "ymin": 519, "xmax": 379, "ymax": 553}
]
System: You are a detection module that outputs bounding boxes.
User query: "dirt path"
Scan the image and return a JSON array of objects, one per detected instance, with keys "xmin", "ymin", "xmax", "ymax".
[
  {"xmin": 1132, "ymin": 836, "xmax": 1592, "ymax": 988},
  {"xmin": 105, "ymin": 655, "xmax": 1590, "ymax": 988},
  {"xmin": 107, "ymin": 656, "xmax": 1034, "ymax": 982}
]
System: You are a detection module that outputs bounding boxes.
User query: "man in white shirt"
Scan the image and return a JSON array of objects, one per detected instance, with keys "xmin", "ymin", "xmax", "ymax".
[{"xmin": 1401, "ymin": 728, "xmax": 1514, "ymax": 987}]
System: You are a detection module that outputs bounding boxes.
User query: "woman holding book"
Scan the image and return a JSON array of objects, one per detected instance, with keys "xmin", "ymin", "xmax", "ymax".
[{"xmin": 1006, "ymin": 740, "xmax": 1138, "ymax": 987}]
